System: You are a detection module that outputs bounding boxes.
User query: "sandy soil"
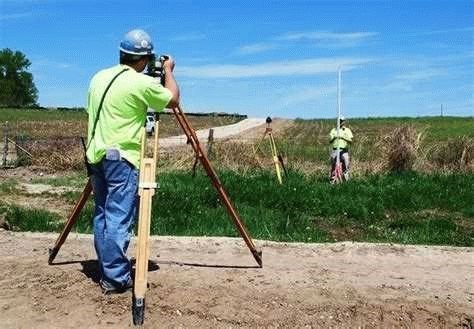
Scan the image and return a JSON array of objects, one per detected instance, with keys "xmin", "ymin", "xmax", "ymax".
[
  {"xmin": 0, "ymin": 230, "xmax": 472, "ymax": 328},
  {"xmin": 1, "ymin": 121, "xmax": 472, "ymax": 328}
]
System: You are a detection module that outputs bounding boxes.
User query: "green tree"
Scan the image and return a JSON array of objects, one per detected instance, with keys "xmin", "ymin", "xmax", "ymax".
[{"xmin": 0, "ymin": 48, "xmax": 38, "ymax": 107}]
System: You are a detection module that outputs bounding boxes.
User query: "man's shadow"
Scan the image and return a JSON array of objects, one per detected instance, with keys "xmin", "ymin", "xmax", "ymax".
[{"xmin": 52, "ymin": 259, "xmax": 160, "ymax": 283}]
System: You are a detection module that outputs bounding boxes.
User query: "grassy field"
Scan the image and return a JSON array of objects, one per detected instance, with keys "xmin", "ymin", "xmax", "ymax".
[
  {"xmin": 276, "ymin": 116, "xmax": 474, "ymax": 163},
  {"xmin": 0, "ymin": 108, "xmax": 242, "ymax": 138},
  {"xmin": 2, "ymin": 109, "xmax": 472, "ymax": 173},
  {"xmin": 2, "ymin": 170, "xmax": 472, "ymax": 247},
  {"xmin": 207, "ymin": 116, "xmax": 474, "ymax": 175},
  {"xmin": 1, "ymin": 111, "xmax": 472, "ymax": 246},
  {"xmin": 0, "ymin": 107, "xmax": 243, "ymax": 169}
]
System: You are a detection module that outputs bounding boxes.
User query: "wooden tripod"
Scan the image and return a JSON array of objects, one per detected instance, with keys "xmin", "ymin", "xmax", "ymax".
[
  {"xmin": 47, "ymin": 106, "xmax": 262, "ymax": 265},
  {"xmin": 49, "ymin": 106, "xmax": 263, "ymax": 324},
  {"xmin": 254, "ymin": 117, "xmax": 287, "ymax": 184}
]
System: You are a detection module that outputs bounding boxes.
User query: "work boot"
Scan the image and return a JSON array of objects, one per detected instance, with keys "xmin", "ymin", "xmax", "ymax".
[
  {"xmin": 100, "ymin": 278, "xmax": 133, "ymax": 295},
  {"xmin": 343, "ymin": 171, "xmax": 350, "ymax": 181}
]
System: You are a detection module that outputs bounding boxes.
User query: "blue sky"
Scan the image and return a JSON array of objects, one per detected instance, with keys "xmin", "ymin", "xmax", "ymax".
[{"xmin": 1, "ymin": 0, "xmax": 473, "ymax": 119}]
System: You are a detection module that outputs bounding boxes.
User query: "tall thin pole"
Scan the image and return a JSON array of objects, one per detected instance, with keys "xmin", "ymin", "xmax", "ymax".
[{"xmin": 336, "ymin": 68, "xmax": 342, "ymax": 166}]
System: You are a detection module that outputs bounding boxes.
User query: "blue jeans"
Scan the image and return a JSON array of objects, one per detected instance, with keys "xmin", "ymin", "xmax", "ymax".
[{"xmin": 90, "ymin": 159, "xmax": 138, "ymax": 288}]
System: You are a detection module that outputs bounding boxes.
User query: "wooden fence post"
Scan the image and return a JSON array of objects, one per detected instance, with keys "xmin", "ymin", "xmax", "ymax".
[
  {"xmin": 2, "ymin": 121, "xmax": 8, "ymax": 168},
  {"xmin": 207, "ymin": 128, "xmax": 214, "ymax": 159}
]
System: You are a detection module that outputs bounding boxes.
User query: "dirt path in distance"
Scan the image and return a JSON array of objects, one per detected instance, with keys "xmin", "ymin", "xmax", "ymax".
[{"xmin": 0, "ymin": 230, "xmax": 472, "ymax": 328}]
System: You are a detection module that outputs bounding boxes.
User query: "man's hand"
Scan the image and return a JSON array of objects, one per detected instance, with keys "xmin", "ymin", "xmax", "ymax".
[
  {"xmin": 161, "ymin": 55, "xmax": 180, "ymax": 108},
  {"xmin": 162, "ymin": 55, "xmax": 175, "ymax": 72}
]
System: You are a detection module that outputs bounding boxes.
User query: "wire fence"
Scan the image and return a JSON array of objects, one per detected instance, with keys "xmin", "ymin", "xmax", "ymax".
[{"xmin": 2, "ymin": 121, "xmax": 473, "ymax": 174}]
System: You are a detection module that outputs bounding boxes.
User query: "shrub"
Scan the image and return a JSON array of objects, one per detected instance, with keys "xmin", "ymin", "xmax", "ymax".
[
  {"xmin": 430, "ymin": 137, "xmax": 473, "ymax": 170},
  {"xmin": 383, "ymin": 125, "xmax": 422, "ymax": 172}
]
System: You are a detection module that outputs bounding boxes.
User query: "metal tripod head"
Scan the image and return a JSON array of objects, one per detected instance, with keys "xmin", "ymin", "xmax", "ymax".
[{"xmin": 265, "ymin": 116, "xmax": 273, "ymax": 134}]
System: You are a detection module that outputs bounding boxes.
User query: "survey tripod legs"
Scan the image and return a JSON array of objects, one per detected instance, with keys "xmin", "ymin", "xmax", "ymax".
[
  {"xmin": 48, "ymin": 106, "xmax": 262, "ymax": 268},
  {"xmin": 254, "ymin": 117, "xmax": 287, "ymax": 184}
]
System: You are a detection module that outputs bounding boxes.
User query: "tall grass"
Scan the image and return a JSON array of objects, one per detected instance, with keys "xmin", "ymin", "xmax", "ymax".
[{"xmin": 277, "ymin": 116, "xmax": 474, "ymax": 174}]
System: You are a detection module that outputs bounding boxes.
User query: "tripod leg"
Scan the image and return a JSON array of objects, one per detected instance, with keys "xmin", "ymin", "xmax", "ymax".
[
  {"xmin": 269, "ymin": 134, "xmax": 283, "ymax": 184},
  {"xmin": 133, "ymin": 161, "xmax": 154, "ymax": 325},
  {"xmin": 133, "ymin": 128, "xmax": 158, "ymax": 326},
  {"xmin": 277, "ymin": 154, "xmax": 287, "ymax": 176},
  {"xmin": 172, "ymin": 106, "xmax": 262, "ymax": 267},
  {"xmin": 254, "ymin": 131, "xmax": 267, "ymax": 155},
  {"xmin": 48, "ymin": 178, "xmax": 92, "ymax": 264},
  {"xmin": 251, "ymin": 134, "xmax": 266, "ymax": 169},
  {"xmin": 191, "ymin": 156, "xmax": 199, "ymax": 177}
]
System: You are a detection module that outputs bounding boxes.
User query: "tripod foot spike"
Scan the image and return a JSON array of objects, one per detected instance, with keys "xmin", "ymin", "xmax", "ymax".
[
  {"xmin": 253, "ymin": 250, "xmax": 263, "ymax": 268},
  {"xmin": 132, "ymin": 297, "xmax": 145, "ymax": 326},
  {"xmin": 48, "ymin": 248, "xmax": 58, "ymax": 265}
]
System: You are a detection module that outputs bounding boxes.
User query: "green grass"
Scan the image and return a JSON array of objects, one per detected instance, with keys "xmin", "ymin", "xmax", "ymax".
[
  {"xmin": 3, "ymin": 171, "xmax": 472, "ymax": 247},
  {"xmin": 0, "ymin": 179, "xmax": 19, "ymax": 194},
  {"xmin": 2, "ymin": 201, "xmax": 94, "ymax": 234},
  {"xmin": 30, "ymin": 172, "xmax": 87, "ymax": 188}
]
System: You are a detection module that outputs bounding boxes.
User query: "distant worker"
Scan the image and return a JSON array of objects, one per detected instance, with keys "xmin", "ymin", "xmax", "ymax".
[
  {"xmin": 329, "ymin": 116, "xmax": 353, "ymax": 182},
  {"xmin": 85, "ymin": 29, "xmax": 180, "ymax": 294}
]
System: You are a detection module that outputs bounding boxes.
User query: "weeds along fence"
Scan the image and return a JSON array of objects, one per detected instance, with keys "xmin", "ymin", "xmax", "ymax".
[
  {"xmin": 157, "ymin": 132, "xmax": 474, "ymax": 175},
  {"xmin": 2, "ymin": 120, "xmax": 473, "ymax": 174}
]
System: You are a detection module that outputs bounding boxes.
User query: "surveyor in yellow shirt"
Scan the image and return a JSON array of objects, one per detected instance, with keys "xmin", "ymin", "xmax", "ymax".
[
  {"xmin": 86, "ymin": 29, "xmax": 179, "ymax": 294},
  {"xmin": 329, "ymin": 116, "xmax": 353, "ymax": 182}
]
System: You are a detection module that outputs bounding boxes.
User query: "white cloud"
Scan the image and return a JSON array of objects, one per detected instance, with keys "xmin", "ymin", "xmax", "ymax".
[
  {"xmin": 277, "ymin": 31, "xmax": 378, "ymax": 47},
  {"xmin": 171, "ymin": 33, "xmax": 206, "ymax": 42},
  {"xmin": 0, "ymin": 12, "xmax": 33, "ymax": 21},
  {"xmin": 406, "ymin": 26, "xmax": 474, "ymax": 36},
  {"xmin": 279, "ymin": 85, "xmax": 336, "ymax": 108},
  {"xmin": 394, "ymin": 68, "xmax": 447, "ymax": 81},
  {"xmin": 32, "ymin": 58, "xmax": 74, "ymax": 71},
  {"xmin": 177, "ymin": 57, "xmax": 372, "ymax": 79},
  {"xmin": 235, "ymin": 43, "xmax": 276, "ymax": 55}
]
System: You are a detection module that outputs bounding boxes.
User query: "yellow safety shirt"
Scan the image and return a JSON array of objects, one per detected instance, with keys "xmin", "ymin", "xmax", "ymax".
[{"xmin": 86, "ymin": 64, "xmax": 172, "ymax": 168}]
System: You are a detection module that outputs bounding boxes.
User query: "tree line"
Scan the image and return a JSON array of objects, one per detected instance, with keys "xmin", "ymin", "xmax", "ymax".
[{"xmin": 0, "ymin": 48, "xmax": 38, "ymax": 107}]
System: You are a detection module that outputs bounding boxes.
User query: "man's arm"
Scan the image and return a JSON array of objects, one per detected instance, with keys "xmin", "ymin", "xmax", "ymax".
[
  {"xmin": 329, "ymin": 129, "xmax": 336, "ymax": 144},
  {"xmin": 162, "ymin": 58, "xmax": 180, "ymax": 108},
  {"xmin": 342, "ymin": 129, "xmax": 353, "ymax": 143}
]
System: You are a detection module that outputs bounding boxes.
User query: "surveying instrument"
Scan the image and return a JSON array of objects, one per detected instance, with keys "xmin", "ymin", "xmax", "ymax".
[
  {"xmin": 254, "ymin": 116, "xmax": 287, "ymax": 184},
  {"xmin": 47, "ymin": 55, "xmax": 262, "ymax": 326}
]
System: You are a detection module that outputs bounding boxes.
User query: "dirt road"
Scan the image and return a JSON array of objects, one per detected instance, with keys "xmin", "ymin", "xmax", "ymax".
[
  {"xmin": 0, "ymin": 230, "xmax": 472, "ymax": 328},
  {"xmin": 159, "ymin": 118, "xmax": 266, "ymax": 148}
]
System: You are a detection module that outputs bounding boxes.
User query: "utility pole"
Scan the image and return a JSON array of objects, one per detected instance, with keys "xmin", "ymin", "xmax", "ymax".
[{"xmin": 441, "ymin": 104, "xmax": 444, "ymax": 117}]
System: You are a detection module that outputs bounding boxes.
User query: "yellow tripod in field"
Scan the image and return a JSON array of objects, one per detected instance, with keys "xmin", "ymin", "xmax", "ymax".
[
  {"xmin": 132, "ymin": 116, "xmax": 160, "ymax": 325},
  {"xmin": 254, "ymin": 117, "xmax": 287, "ymax": 184}
]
